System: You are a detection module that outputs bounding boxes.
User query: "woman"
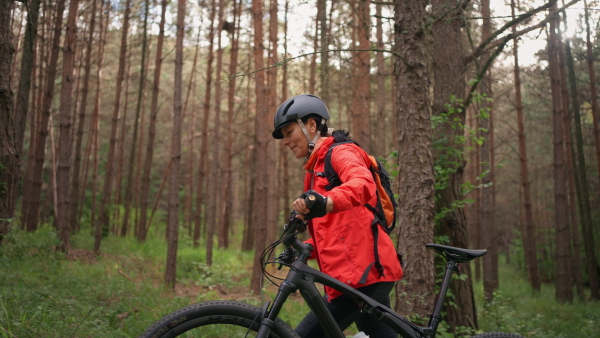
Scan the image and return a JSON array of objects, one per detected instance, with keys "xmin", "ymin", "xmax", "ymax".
[{"xmin": 272, "ymin": 94, "xmax": 403, "ymax": 337}]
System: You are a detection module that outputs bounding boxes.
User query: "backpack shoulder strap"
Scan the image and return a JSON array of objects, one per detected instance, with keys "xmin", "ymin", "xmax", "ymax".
[{"xmin": 323, "ymin": 141, "xmax": 358, "ymax": 191}]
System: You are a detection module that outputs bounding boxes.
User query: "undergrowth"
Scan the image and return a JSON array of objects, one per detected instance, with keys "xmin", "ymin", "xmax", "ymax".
[{"xmin": 1, "ymin": 226, "xmax": 598, "ymax": 337}]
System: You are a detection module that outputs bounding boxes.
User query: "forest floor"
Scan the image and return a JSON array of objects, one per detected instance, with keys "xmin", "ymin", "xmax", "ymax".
[{"xmin": 1, "ymin": 225, "xmax": 599, "ymax": 337}]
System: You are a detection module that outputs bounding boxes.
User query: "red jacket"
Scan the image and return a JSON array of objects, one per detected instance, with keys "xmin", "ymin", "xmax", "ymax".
[{"xmin": 303, "ymin": 137, "xmax": 403, "ymax": 300}]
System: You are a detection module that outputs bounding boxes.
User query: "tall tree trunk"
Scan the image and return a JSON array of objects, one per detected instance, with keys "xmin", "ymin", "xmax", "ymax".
[
  {"xmin": 89, "ymin": 0, "xmax": 108, "ymax": 240},
  {"xmin": 374, "ymin": 1, "xmax": 386, "ymax": 157},
  {"xmin": 583, "ymin": 0, "xmax": 600, "ymax": 188},
  {"xmin": 480, "ymin": 0, "xmax": 498, "ymax": 303},
  {"xmin": 114, "ymin": 41, "xmax": 132, "ymax": 223},
  {"xmin": 121, "ymin": 0, "xmax": 149, "ymax": 237},
  {"xmin": 350, "ymin": 0, "xmax": 371, "ymax": 151},
  {"xmin": 511, "ymin": 0, "xmax": 541, "ymax": 292},
  {"xmin": 393, "ymin": 0, "xmax": 436, "ymax": 321},
  {"xmin": 0, "ymin": 0, "xmax": 17, "ymax": 245},
  {"xmin": 277, "ymin": 0, "xmax": 290, "ymax": 223},
  {"xmin": 265, "ymin": 0, "xmax": 278, "ymax": 245},
  {"xmin": 249, "ymin": 0, "xmax": 271, "ymax": 294},
  {"xmin": 207, "ymin": 0, "xmax": 224, "ymax": 260},
  {"xmin": 14, "ymin": 0, "xmax": 40, "ymax": 157},
  {"xmin": 557, "ymin": 14, "xmax": 584, "ymax": 298},
  {"xmin": 318, "ymin": 0, "xmax": 328, "ymax": 103},
  {"xmin": 548, "ymin": 6, "xmax": 573, "ymax": 303},
  {"xmin": 581, "ymin": 0, "xmax": 600, "ymax": 300},
  {"xmin": 96, "ymin": 0, "xmax": 132, "ymax": 253},
  {"xmin": 70, "ymin": 0, "xmax": 98, "ymax": 234},
  {"xmin": 241, "ymin": 43, "xmax": 254, "ymax": 252},
  {"xmin": 197, "ymin": 0, "xmax": 216, "ymax": 253},
  {"xmin": 220, "ymin": 0, "xmax": 241, "ymax": 249},
  {"xmin": 56, "ymin": 0, "xmax": 80, "ymax": 252},
  {"xmin": 564, "ymin": 18, "xmax": 594, "ymax": 302},
  {"xmin": 308, "ymin": 2, "xmax": 319, "ymax": 94},
  {"xmin": 22, "ymin": 0, "xmax": 66, "ymax": 232},
  {"xmin": 430, "ymin": 0, "xmax": 476, "ymax": 328},
  {"xmin": 165, "ymin": 0, "xmax": 185, "ymax": 288},
  {"xmin": 184, "ymin": 31, "xmax": 201, "ymax": 236},
  {"xmin": 138, "ymin": 0, "xmax": 167, "ymax": 242}
]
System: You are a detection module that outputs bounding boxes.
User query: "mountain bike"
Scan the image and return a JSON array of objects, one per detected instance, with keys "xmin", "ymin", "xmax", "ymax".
[{"xmin": 140, "ymin": 205, "xmax": 523, "ymax": 338}]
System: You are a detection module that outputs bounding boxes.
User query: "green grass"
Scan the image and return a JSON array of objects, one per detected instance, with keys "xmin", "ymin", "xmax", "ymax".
[
  {"xmin": 1, "ymin": 226, "xmax": 598, "ymax": 337},
  {"xmin": 472, "ymin": 259, "xmax": 600, "ymax": 337}
]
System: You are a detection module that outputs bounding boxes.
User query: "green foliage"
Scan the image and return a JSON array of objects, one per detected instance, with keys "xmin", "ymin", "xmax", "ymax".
[
  {"xmin": 473, "ymin": 257, "xmax": 600, "ymax": 337},
  {"xmin": 431, "ymin": 94, "xmax": 488, "ymax": 225},
  {"xmin": 2, "ymin": 226, "xmax": 599, "ymax": 337}
]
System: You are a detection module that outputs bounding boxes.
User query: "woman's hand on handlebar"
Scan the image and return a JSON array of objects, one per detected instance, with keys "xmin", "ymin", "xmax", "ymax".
[{"xmin": 292, "ymin": 190, "xmax": 334, "ymax": 220}]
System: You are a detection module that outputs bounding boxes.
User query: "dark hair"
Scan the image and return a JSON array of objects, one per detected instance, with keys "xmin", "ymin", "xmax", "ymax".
[
  {"xmin": 301, "ymin": 115, "xmax": 353, "ymax": 142},
  {"xmin": 301, "ymin": 115, "xmax": 329, "ymax": 136},
  {"xmin": 332, "ymin": 129, "xmax": 353, "ymax": 143}
]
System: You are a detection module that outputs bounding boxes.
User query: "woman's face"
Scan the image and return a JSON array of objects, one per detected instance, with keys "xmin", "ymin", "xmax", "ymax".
[{"xmin": 281, "ymin": 119, "xmax": 317, "ymax": 158}]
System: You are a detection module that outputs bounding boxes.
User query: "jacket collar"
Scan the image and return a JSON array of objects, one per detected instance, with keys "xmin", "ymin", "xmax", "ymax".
[{"xmin": 304, "ymin": 137, "xmax": 334, "ymax": 171}]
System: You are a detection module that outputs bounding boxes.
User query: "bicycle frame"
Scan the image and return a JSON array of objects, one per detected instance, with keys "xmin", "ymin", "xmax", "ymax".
[{"xmin": 256, "ymin": 236, "xmax": 473, "ymax": 338}]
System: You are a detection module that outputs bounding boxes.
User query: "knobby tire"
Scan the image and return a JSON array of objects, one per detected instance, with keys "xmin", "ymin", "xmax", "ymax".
[
  {"xmin": 139, "ymin": 300, "xmax": 300, "ymax": 338},
  {"xmin": 471, "ymin": 332, "xmax": 524, "ymax": 338}
]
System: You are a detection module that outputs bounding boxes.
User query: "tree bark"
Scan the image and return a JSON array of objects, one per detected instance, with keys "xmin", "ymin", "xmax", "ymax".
[
  {"xmin": 393, "ymin": 0, "xmax": 436, "ymax": 321},
  {"xmin": 266, "ymin": 0, "xmax": 278, "ymax": 245},
  {"xmin": 165, "ymin": 0, "xmax": 185, "ymax": 288},
  {"xmin": 22, "ymin": 0, "xmax": 66, "ymax": 232},
  {"xmin": 138, "ymin": 0, "xmax": 167, "ymax": 242},
  {"xmin": 511, "ymin": 0, "xmax": 541, "ymax": 292},
  {"xmin": 374, "ymin": 1, "xmax": 386, "ymax": 157},
  {"xmin": 56, "ymin": 0, "xmax": 80, "ymax": 252},
  {"xmin": 0, "ymin": 0, "xmax": 17, "ymax": 245},
  {"xmin": 581, "ymin": 0, "xmax": 600, "ymax": 300},
  {"xmin": 309, "ymin": 2, "xmax": 319, "ymax": 94},
  {"xmin": 87, "ymin": 0, "xmax": 109, "ymax": 241},
  {"xmin": 198, "ymin": 0, "xmax": 216, "ymax": 257},
  {"xmin": 220, "ymin": 0, "xmax": 242, "ymax": 250},
  {"xmin": 318, "ymin": 0, "xmax": 328, "ymax": 103},
  {"xmin": 249, "ymin": 0, "xmax": 271, "ymax": 294},
  {"xmin": 430, "ymin": 0, "xmax": 477, "ymax": 329},
  {"xmin": 564, "ymin": 16, "xmax": 594, "ymax": 302},
  {"xmin": 96, "ymin": 0, "xmax": 132, "ymax": 253},
  {"xmin": 480, "ymin": 0, "xmax": 498, "ymax": 303},
  {"xmin": 547, "ymin": 6, "xmax": 573, "ymax": 303},
  {"xmin": 350, "ymin": 0, "xmax": 371, "ymax": 152},
  {"xmin": 121, "ymin": 0, "xmax": 149, "ymax": 237},
  {"xmin": 206, "ymin": 0, "xmax": 224, "ymax": 260},
  {"xmin": 556, "ymin": 14, "xmax": 584, "ymax": 299},
  {"xmin": 184, "ymin": 31, "xmax": 201, "ymax": 236},
  {"xmin": 70, "ymin": 0, "xmax": 98, "ymax": 234},
  {"xmin": 14, "ymin": 0, "xmax": 40, "ymax": 157}
]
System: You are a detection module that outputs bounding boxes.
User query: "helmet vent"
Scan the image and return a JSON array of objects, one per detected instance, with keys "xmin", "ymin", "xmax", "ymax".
[{"xmin": 281, "ymin": 99, "xmax": 294, "ymax": 117}]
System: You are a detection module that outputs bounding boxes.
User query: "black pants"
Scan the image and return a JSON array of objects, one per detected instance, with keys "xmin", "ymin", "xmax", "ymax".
[{"xmin": 295, "ymin": 281, "xmax": 397, "ymax": 338}]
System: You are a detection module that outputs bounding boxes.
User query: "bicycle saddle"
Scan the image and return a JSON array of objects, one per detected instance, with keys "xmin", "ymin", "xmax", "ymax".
[{"xmin": 425, "ymin": 243, "xmax": 487, "ymax": 263}]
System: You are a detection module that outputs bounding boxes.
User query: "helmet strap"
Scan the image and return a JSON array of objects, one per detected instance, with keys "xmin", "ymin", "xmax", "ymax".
[{"xmin": 297, "ymin": 119, "xmax": 325, "ymax": 155}]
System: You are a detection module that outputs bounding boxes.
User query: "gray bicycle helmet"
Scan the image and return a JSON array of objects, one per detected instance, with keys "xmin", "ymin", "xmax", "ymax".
[{"xmin": 272, "ymin": 94, "xmax": 331, "ymax": 139}]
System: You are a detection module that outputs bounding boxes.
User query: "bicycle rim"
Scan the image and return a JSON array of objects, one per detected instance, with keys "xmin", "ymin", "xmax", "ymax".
[{"xmin": 140, "ymin": 300, "xmax": 299, "ymax": 338}]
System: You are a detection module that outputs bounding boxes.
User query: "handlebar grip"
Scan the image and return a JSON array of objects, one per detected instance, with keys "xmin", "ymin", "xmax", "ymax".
[{"xmin": 304, "ymin": 193, "xmax": 317, "ymax": 209}]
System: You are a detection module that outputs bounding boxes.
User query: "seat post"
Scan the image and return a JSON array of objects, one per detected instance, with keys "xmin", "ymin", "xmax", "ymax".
[{"xmin": 427, "ymin": 260, "xmax": 458, "ymax": 335}]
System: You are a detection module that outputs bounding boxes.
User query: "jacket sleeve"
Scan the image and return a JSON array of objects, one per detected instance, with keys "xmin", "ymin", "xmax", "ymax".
[{"xmin": 327, "ymin": 146, "xmax": 376, "ymax": 213}]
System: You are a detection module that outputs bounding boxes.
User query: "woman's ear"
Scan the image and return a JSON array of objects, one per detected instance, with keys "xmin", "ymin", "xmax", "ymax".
[{"xmin": 307, "ymin": 118, "xmax": 318, "ymax": 133}]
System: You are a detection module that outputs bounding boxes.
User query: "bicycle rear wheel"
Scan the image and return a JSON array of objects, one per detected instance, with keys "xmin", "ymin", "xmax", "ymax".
[
  {"xmin": 471, "ymin": 332, "xmax": 524, "ymax": 338},
  {"xmin": 140, "ymin": 300, "xmax": 299, "ymax": 338}
]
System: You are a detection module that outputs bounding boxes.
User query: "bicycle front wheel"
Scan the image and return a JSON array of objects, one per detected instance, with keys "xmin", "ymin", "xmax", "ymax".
[
  {"xmin": 140, "ymin": 300, "xmax": 300, "ymax": 338},
  {"xmin": 471, "ymin": 332, "xmax": 524, "ymax": 338}
]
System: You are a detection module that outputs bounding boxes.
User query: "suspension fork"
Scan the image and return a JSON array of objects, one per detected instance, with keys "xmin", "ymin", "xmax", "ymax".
[{"xmin": 256, "ymin": 277, "xmax": 298, "ymax": 337}]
